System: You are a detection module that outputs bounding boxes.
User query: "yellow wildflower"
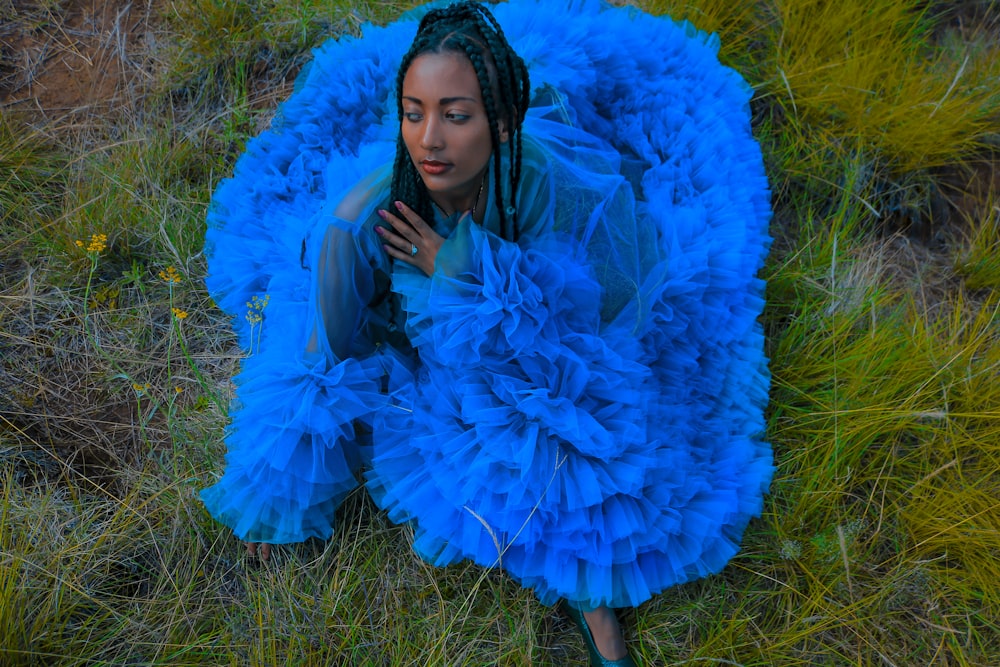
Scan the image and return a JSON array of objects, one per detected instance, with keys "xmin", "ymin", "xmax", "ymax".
[
  {"xmin": 172, "ymin": 307, "xmax": 189, "ymax": 320},
  {"xmin": 245, "ymin": 294, "xmax": 270, "ymax": 325},
  {"xmin": 78, "ymin": 233, "xmax": 107, "ymax": 254},
  {"xmin": 159, "ymin": 266, "xmax": 182, "ymax": 284}
]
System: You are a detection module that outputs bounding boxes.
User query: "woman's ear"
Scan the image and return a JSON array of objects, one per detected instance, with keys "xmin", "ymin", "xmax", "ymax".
[{"xmin": 498, "ymin": 118, "xmax": 509, "ymax": 143}]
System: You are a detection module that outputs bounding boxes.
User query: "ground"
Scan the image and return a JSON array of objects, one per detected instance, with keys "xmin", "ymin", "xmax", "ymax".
[{"xmin": 0, "ymin": 0, "xmax": 153, "ymax": 113}]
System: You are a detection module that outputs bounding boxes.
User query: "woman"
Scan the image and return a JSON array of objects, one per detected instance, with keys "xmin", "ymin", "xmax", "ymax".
[{"xmin": 202, "ymin": 2, "xmax": 772, "ymax": 665}]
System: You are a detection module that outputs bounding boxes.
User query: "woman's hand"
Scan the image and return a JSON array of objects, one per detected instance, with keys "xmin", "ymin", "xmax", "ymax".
[{"xmin": 375, "ymin": 201, "xmax": 446, "ymax": 276}]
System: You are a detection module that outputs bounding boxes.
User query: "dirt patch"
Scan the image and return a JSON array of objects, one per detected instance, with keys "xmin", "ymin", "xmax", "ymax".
[
  {"xmin": 0, "ymin": 0, "xmax": 154, "ymax": 114},
  {"xmin": 941, "ymin": 156, "xmax": 1000, "ymax": 219}
]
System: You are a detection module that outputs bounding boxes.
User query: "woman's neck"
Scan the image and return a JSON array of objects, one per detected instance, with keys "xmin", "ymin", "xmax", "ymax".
[{"xmin": 430, "ymin": 169, "xmax": 488, "ymax": 224}]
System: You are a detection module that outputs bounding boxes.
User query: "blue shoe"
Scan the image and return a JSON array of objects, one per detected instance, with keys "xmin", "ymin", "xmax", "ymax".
[{"xmin": 559, "ymin": 600, "xmax": 639, "ymax": 667}]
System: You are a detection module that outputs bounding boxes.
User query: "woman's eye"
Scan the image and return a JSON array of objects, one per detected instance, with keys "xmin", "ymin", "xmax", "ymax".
[
  {"xmin": 446, "ymin": 113, "xmax": 470, "ymax": 122},
  {"xmin": 403, "ymin": 112, "xmax": 422, "ymax": 122}
]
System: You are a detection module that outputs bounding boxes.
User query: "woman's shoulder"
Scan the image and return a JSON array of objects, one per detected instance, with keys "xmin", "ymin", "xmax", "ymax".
[
  {"xmin": 302, "ymin": 161, "xmax": 392, "ymax": 277},
  {"xmin": 329, "ymin": 162, "xmax": 393, "ymax": 225}
]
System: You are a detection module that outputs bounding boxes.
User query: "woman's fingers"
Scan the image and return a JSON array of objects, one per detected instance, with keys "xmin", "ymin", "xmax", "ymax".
[
  {"xmin": 375, "ymin": 214, "xmax": 417, "ymax": 261},
  {"xmin": 379, "ymin": 226, "xmax": 431, "ymax": 274},
  {"xmin": 376, "ymin": 201, "xmax": 444, "ymax": 275},
  {"xmin": 376, "ymin": 208, "xmax": 415, "ymax": 247},
  {"xmin": 392, "ymin": 200, "xmax": 433, "ymax": 234}
]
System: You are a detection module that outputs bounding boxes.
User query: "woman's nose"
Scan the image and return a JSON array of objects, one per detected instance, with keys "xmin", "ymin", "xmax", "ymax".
[{"xmin": 420, "ymin": 117, "xmax": 443, "ymax": 150}]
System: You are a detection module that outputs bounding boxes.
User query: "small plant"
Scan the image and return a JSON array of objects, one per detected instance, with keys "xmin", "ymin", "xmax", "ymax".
[
  {"xmin": 76, "ymin": 232, "xmax": 109, "ymax": 345},
  {"xmin": 244, "ymin": 293, "xmax": 270, "ymax": 355}
]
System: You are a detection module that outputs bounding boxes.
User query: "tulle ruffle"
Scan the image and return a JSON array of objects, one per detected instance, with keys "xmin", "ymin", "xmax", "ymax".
[
  {"xmin": 200, "ymin": 348, "xmax": 387, "ymax": 543},
  {"xmin": 367, "ymin": 220, "xmax": 763, "ymax": 608},
  {"xmin": 200, "ymin": 13, "xmax": 415, "ymax": 539}
]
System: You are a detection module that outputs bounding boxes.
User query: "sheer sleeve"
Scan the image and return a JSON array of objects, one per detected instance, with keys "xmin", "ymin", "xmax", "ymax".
[
  {"xmin": 201, "ymin": 169, "xmax": 396, "ymax": 545},
  {"xmin": 305, "ymin": 165, "xmax": 391, "ymax": 361}
]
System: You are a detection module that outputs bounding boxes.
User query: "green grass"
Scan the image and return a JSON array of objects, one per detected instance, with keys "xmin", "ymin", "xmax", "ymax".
[
  {"xmin": 2, "ymin": 0, "xmax": 999, "ymax": 664},
  {"xmin": 956, "ymin": 197, "xmax": 1000, "ymax": 289},
  {"xmin": 0, "ymin": 112, "xmax": 66, "ymax": 242}
]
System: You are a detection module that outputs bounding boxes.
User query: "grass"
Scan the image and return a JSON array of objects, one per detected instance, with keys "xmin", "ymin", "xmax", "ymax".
[
  {"xmin": 2, "ymin": 0, "xmax": 999, "ymax": 664},
  {"xmin": 0, "ymin": 111, "xmax": 65, "ymax": 240}
]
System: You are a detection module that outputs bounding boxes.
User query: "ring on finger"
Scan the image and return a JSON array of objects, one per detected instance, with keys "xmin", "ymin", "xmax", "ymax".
[{"xmin": 410, "ymin": 243, "xmax": 418, "ymax": 256}]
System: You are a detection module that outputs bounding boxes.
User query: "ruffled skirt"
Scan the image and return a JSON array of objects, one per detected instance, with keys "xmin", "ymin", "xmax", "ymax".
[{"xmin": 201, "ymin": 0, "xmax": 772, "ymax": 609}]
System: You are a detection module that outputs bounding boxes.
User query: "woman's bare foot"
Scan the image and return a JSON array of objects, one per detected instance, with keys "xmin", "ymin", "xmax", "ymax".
[
  {"xmin": 246, "ymin": 542, "xmax": 271, "ymax": 560},
  {"xmin": 582, "ymin": 606, "xmax": 628, "ymax": 661}
]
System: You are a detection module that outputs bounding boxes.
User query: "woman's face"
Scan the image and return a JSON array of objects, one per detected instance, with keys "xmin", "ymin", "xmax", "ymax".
[{"xmin": 401, "ymin": 52, "xmax": 502, "ymax": 215}]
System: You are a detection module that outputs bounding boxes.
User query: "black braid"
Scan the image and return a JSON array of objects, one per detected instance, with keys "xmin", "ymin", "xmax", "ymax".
[
  {"xmin": 478, "ymin": 12, "xmax": 531, "ymax": 230},
  {"xmin": 390, "ymin": 1, "xmax": 530, "ymax": 241},
  {"xmin": 463, "ymin": 44, "xmax": 506, "ymax": 237},
  {"xmin": 390, "ymin": 29, "xmax": 440, "ymax": 226},
  {"xmin": 469, "ymin": 3, "xmax": 529, "ymax": 201}
]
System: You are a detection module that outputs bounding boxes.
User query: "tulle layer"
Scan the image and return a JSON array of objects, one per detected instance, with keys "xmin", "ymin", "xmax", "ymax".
[
  {"xmin": 202, "ymin": 18, "xmax": 412, "ymax": 348},
  {"xmin": 364, "ymin": 0, "xmax": 771, "ymax": 608},
  {"xmin": 200, "ymin": 346, "xmax": 389, "ymax": 543},
  {"xmin": 368, "ymin": 221, "xmax": 765, "ymax": 608},
  {"xmin": 202, "ymin": 0, "xmax": 772, "ymax": 607},
  {"xmin": 200, "ymin": 14, "xmax": 415, "ymax": 539}
]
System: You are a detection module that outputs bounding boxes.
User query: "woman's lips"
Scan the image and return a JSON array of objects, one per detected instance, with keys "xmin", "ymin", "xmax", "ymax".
[{"xmin": 421, "ymin": 160, "xmax": 451, "ymax": 175}]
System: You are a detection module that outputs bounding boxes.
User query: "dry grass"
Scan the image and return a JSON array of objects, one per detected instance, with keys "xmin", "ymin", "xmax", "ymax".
[
  {"xmin": 765, "ymin": 0, "xmax": 1000, "ymax": 172},
  {"xmin": 1, "ymin": 0, "xmax": 999, "ymax": 665}
]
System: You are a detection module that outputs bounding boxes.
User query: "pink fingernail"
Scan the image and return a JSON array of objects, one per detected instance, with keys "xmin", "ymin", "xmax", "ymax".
[
  {"xmin": 394, "ymin": 201, "xmax": 404, "ymax": 211},
  {"xmin": 377, "ymin": 209, "xmax": 387, "ymax": 219},
  {"xmin": 374, "ymin": 226, "xmax": 384, "ymax": 236}
]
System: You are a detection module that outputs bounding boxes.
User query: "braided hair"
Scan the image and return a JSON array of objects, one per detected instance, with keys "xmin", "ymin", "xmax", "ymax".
[{"xmin": 390, "ymin": 1, "xmax": 530, "ymax": 241}]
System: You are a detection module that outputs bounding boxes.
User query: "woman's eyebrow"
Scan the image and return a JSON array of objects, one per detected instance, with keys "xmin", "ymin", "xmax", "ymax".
[{"xmin": 402, "ymin": 95, "xmax": 478, "ymax": 105}]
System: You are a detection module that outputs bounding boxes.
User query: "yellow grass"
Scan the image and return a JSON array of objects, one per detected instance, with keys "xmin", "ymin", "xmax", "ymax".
[{"xmin": 766, "ymin": 0, "xmax": 1000, "ymax": 172}]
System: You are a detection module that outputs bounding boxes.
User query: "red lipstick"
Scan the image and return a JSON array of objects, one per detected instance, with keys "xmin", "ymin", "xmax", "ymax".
[{"xmin": 421, "ymin": 159, "xmax": 451, "ymax": 175}]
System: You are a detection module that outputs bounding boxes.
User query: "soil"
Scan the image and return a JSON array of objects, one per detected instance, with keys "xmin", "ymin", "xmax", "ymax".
[{"xmin": 0, "ymin": 0, "xmax": 154, "ymax": 113}]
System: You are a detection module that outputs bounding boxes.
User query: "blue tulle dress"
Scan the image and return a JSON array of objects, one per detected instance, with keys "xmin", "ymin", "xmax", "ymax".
[{"xmin": 201, "ymin": 0, "xmax": 772, "ymax": 610}]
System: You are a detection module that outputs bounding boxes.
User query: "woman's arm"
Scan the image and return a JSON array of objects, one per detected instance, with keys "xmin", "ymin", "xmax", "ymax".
[
  {"xmin": 305, "ymin": 223, "xmax": 375, "ymax": 361},
  {"xmin": 204, "ymin": 170, "xmax": 396, "ymax": 556}
]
